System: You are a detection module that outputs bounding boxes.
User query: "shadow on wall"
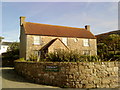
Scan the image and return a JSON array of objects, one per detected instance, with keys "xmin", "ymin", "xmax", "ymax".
[
  {"xmin": 2, "ymin": 68, "xmax": 30, "ymax": 83},
  {"xmin": 2, "ymin": 60, "xmax": 15, "ymax": 67}
]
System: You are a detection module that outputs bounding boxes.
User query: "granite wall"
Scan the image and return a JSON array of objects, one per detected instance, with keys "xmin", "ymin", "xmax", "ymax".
[
  {"xmin": 14, "ymin": 61, "xmax": 119, "ymax": 88},
  {"xmin": 25, "ymin": 35, "xmax": 97, "ymax": 60}
]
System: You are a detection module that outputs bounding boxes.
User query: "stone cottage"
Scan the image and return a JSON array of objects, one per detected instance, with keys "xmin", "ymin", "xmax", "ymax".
[{"xmin": 19, "ymin": 16, "xmax": 97, "ymax": 60}]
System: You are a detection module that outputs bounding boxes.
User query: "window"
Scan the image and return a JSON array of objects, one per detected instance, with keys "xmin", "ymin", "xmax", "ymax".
[
  {"xmin": 62, "ymin": 38, "xmax": 67, "ymax": 46},
  {"xmin": 34, "ymin": 50, "xmax": 38, "ymax": 55},
  {"xmin": 83, "ymin": 39, "xmax": 89, "ymax": 46},
  {"xmin": 83, "ymin": 50, "xmax": 90, "ymax": 55},
  {"xmin": 33, "ymin": 36, "xmax": 41, "ymax": 45},
  {"xmin": 74, "ymin": 38, "xmax": 78, "ymax": 42}
]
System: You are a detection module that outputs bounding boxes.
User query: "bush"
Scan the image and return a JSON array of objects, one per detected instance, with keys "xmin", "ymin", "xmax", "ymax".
[
  {"xmin": 2, "ymin": 42, "xmax": 19, "ymax": 67},
  {"xmin": 15, "ymin": 58, "xmax": 26, "ymax": 62},
  {"xmin": 43, "ymin": 50, "xmax": 100, "ymax": 62},
  {"xmin": 29, "ymin": 53, "xmax": 38, "ymax": 61},
  {"xmin": 2, "ymin": 49, "xmax": 19, "ymax": 60},
  {"xmin": 27, "ymin": 50, "xmax": 118, "ymax": 62}
]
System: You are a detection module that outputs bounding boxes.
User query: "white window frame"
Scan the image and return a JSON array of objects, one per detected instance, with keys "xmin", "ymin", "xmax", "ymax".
[
  {"xmin": 83, "ymin": 39, "xmax": 89, "ymax": 46},
  {"xmin": 62, "ymin": 38, "xmax": 67, "ymax": 46},
  {"xmin": 74, "ymin": 38, "xmax": 78, "ymax": 42},
  {"xmin": 33, "ymin": 36, "xmax": 41, "ymax": 45}
]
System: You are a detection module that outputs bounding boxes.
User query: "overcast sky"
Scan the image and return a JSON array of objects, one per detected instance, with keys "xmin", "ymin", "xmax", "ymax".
[{"xmin": 1, "ymin": 2, "xmax": 118, "ymax": 42}]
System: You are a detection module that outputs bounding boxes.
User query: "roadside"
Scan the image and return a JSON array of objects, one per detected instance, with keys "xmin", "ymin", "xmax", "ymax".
[{"xmin": 1, "ymin": 67, "xmax": 60, "ymax": 88}]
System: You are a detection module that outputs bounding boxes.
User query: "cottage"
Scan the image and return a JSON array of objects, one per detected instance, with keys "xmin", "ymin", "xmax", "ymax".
[{"xmin": 19, "ymin": 16, "xmax": 97, "ymax": 60}]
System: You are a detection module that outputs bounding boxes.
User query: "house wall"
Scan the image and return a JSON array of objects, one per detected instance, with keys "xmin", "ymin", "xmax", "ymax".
[
  {"xmin": 20, "ymin": 26, "xmax": 27, "ymax": 59},
  {"xmin": 67, "ymin": 38, "xmax": 97, "ymax": 55},
  {"xmin": 48, "ymin": 39, "xmax": 68, "ymax": 53},
  {"xmin": 25, "ymin": 35, "xmax": 97, "ymax": 60}
]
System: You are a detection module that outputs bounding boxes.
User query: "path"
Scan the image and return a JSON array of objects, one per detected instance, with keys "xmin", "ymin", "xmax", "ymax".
[{"xmin": 1, "ymin": 67, "xmax": 60, "ymax": 88}]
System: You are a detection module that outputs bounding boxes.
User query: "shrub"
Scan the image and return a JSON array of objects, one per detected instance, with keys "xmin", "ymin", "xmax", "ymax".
[
  {"xmin": 2, "ymin": 49, "xmax": 19, "ymax": 60},
  {"xmin": 27, "ymin": 50, "xmax": 117, "ymax": 62},
  {"xmin": 29, "ymin": 53, "xmax": 38, "ymax": 61},
  {"xmin": 44, "ymin": 50, "xmax": 100, "ymax": 62},
  {"xmin": 15, "ymin": 58, "xmax": 26, "ymax": 62}
]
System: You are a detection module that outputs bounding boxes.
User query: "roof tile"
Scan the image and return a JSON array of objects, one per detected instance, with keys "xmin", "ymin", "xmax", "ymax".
[{"xmin": 23, "ymin": 22, "xmax": 96, "ymax": 39}]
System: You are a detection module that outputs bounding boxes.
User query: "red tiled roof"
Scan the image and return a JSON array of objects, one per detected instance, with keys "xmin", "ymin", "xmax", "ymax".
[{"xmin": 23, "ymin": 22, "xmax": 96, "ymax": 39}]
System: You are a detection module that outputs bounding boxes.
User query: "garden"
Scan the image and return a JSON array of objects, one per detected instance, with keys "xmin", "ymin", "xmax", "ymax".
[{"xmin": 1, "ymin": 34, "xmax": 120, "ymax": 66}]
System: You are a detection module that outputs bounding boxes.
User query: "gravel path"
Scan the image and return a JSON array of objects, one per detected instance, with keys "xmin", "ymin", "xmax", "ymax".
[{"xmin": 1, "ymin": 67, "xmax": 60, "ymax": 89}]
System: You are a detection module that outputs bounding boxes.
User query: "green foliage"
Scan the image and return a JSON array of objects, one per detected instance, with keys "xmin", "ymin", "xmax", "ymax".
[
  {"xmin": 2, "ymin": 42, "xmax": 19, "ymax": 60},
  {"xmin": 43, "ymin": 50, "xmax": 100, "ymax": 62},
  {"xmin": 105, "ymin": 34, "xmax": 120, "ymax": 52},
  {"xmin": 97, "ymin": 34, "xmax": 120, "ymax": 61},
  {"xmin": 29, "ymin": 53, "xmax": 38, "ymax": 61},
  {"xmin": 15, "ymin": 58, "xmax": 26, "ymax": 62},
  {"xmin": 97, "ymin": 43, "xmax": 108, "ymax": 59},
  {"xmin": 7, "ymin": 42, "xmax": 19, "ymax": 52},
  {"xmin": 2, "ymin": 49, "xmax": 19, "ymax": 60},
  {"xmin": 0, "ymin": 36, "xmax": 4, "ymax": 42}
]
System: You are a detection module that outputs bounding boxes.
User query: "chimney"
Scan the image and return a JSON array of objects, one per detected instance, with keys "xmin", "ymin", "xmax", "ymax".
[
  {"xmin": 20, "ymin": 16, "xmax": 26, "ymax": 25},
  {"xmin": 85, "ymin": 25, "xmax": 90, "ymax": 31}
]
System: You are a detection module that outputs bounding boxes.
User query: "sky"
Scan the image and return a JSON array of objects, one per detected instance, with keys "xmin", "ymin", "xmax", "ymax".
[{"xmin": 1, "ymin": 1, "xmax": 118, "ymax": 42}]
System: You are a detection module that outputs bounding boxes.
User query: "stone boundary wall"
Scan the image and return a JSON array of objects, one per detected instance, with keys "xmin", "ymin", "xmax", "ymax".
[{"xmin": 14, "ymin": 61, "xmax": 120, "ymax": 88}]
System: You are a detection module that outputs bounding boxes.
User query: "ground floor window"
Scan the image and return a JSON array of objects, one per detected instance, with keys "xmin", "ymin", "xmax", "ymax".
[{"xmin": 83, "ymin": 50, "xmax": 91, "ymax": 55}]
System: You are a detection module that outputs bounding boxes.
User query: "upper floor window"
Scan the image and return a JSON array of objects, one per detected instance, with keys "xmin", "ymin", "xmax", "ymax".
[
  {"xmin": 74, "ymin": 38, "xmax": 78, "ymax": 42},
  {"xmin": 33, "ymin": 36, "xmax": 41, "ymax": 45},
  {"xmin": 83, "ymin": 39, "xmax": 89, "ymax": 46},
  {"xmin": 62, "ymin": 38, "xmax": 67, "ymax": 46}
]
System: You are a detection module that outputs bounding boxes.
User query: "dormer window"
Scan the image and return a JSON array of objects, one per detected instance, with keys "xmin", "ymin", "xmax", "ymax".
[{"xmin": 33, "ymin": 36, "xmax": 41, "ymax": 45}]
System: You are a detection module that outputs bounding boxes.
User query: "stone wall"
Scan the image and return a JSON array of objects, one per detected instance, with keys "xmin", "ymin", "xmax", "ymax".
[
  {"xmin": 26, "ymin": 35, "xmax": 97, "ymax": 60},
  {"xmin": 14, "ymin": 61, "xmax": 119, "ymax": 88}
]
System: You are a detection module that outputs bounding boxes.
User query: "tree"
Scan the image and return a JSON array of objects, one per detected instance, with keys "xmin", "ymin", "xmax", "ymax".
[
  {"xmin": 0, "ymin": 36, "xmax": 4, "ymax": 42},
  {"xmin": 7, "ymin": 42, "xmax": 19, "ymax": 52},
  {"xmin": 105, "ymin": 34, "xmax": 120, "ymax": 54},
  {"xmin": 2, "ymin": 42, "xmax": 20, "ymax": 60},
  {"xmin": 2, "ymin": 42, "xmax": 20, "ymax": 67},
  {"xmin": 97, "ymin": 43, "xmax": 108, "ymax": 59}
]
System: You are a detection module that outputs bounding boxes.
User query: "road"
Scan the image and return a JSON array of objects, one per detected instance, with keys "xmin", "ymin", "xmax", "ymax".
[{"xmin": 1, "ymin": 67, "xmax": 60, "ymax": 89}]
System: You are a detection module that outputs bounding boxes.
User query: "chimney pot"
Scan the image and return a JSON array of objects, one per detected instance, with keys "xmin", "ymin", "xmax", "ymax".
[
  {"xmin": 20, "ymin": 16, "xmax": 26, "ymax": 25},
  {"xmin": 85, "ymin": 25, "xmax": 90, "ymax": 31}
]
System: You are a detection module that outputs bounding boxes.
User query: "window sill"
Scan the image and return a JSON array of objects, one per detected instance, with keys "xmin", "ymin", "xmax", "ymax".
[
  {"xmin": 83, "ymin": 45, "xmax": 90, "ymax": 47},
  {"xmin": 33, "ymin": 43, "xmax": 41, "ymax": 45}
]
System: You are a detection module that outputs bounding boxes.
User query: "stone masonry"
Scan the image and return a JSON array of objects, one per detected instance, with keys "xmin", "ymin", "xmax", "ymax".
[
  {"xmin": 20, "ymin": 17, "xmax": 97, "ymax": 60},
  {"xmin": 25, "ymin": 35, "xmax": 97, "ymax": 60},
  {"xmin": 14, "ymin": 61, "xmax": 120, "ymax": 88}
]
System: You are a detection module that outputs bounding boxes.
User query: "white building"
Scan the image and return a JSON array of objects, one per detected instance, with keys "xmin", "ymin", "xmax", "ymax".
[{"xmin": 0, "ymin": 42, "xmax": 11, "ymax": 55}]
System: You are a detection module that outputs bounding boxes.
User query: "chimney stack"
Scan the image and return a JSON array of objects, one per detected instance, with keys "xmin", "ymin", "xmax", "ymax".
[
  {"xmin": 85, "ymin": 25, "xmax": 90, "ymax": 31},
  {"xmin": 20, "ymin": 16, "xmax": 26, "ymax": 25}
]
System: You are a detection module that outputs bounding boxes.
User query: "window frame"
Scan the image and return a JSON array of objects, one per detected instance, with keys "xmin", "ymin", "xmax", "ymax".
[
  {"xmin": 83, "ymin": 39, "xmax": 90, "ymax": 46},
  {"xmin": 33, "ymin": 36, "xmax": 41, "ymax": 45},
  {"xmin": 74, "ymin": 38, "xmax": 78, "ymax": 42},
  {"xmin": 83, "ymin": 50, "xmax": 91, "ymax": 55},
  {"xmin": 62, "ymin": 37, "xmax": 68, "ymax": 46}
]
